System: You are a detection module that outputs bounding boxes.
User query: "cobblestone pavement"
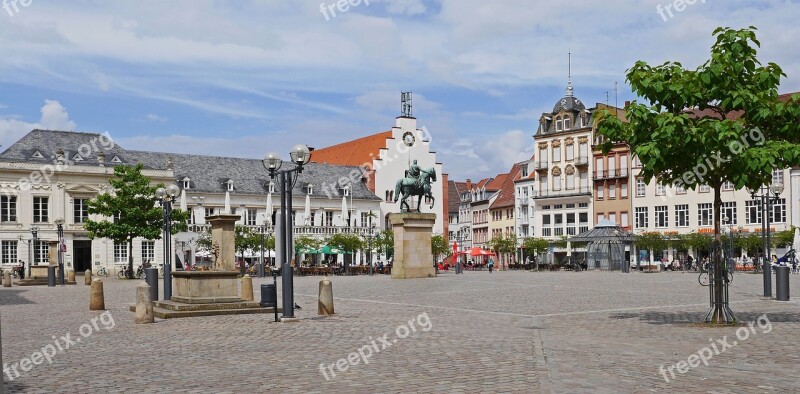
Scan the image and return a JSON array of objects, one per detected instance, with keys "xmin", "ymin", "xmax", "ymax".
[{"xmin": 0, "ymin": 270, "xmax": 798, "ymax": 393}]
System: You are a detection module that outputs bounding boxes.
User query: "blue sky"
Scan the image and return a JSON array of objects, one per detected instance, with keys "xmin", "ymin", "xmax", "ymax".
[{"xmin": 1, "ymin": 0, "xmax": 799, "ymax": 180}]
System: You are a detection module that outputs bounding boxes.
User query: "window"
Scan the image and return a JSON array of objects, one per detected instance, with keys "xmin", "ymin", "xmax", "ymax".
[
  {"xmin": 609, "ymin": 184, "xmax": 616, "ymax": 199},
  {"xmin": 325, "ymin": 211, "xmax": 334, "ymax": 227},
  {"xmin": 579, "ymin": 212, "xmax": 589, "ymax": 233},
  {"xmin": 579, "ymin": 143, "xmax": 588, "ymax": 161},
  {"xmin": 635, "ymin": 207, "xmax": 648, "ymax": 229},
  {"xmin": 553, "ymin": 174, "xmax": 561, "ymax": 191},
  {"xmin": 579, "ymin": 172, "xmax": 588, "ymax": 189},
  {"xmin": 620, "ymin": 212, "xmax": 629, "ymax": 228},
  {"xmin": 542, "ymin": 205, "xmax": 551, "ymax": 210},
  {"xmin": 699, "ymin": 184, "xmax": 711, "ymax": 193},
  {"xmin": 361, "ymin": 212, "xmax": 371, "ymax": 227},
  {"xmin": 698, "ymin": 203, "xmax": 713, "ymax": 227},
  {"xmin": 521, "ymin": 166, "xmax": 528, "ymax": 178},
  {"xmin": 676, "ymin": 184, "xmax": 686, "ymax": 194},
  {"xmin": 722, "ymin": 181, "xmax": 734, "ymax": 191},
  {"xmin": 655, "ymin": 206, "xmax": 668, "ymax": 228},
  {"xmin": 227, "ymin": 180, "xmax": 234, "ymax": 191},
  {"xmin": 553, "ymin": 204, "xmax": 563, "ymax": 209},
  {"xmin": 553, "ymin": 146, "xmax": 561, "ymax": 162},
  {"xmin": 566, "ymin": 173, "xmax": 575, "ymax": 189},
  {"xmin": 621, "ymin": 183, "xmax": 628, "ymax": 198},
  {"xmin": 246, "ymin": 209, "xmax": 257, "ymax": 226},
  {"xmin": 563, "ymin": 117, "xmax": 571, "ymax": 129},
  {"xmin": 675, "ymin": 204, "xmax": 689, "ymax": 227},
  {"xmin": 566, "ymin": 144, "xmax": 574, "ymax": 160},
  {"xmin": 772, "ymin": 169, "xmax": 783, "ymax": 185},
  {"xmin": 597, "ymin": 213, "xmax": 605, "ymax": 223},
  {"xmin": 1, "ymin": 196, "xmax": 17, "ymax": 222},
  {"xmin": 656, "ymin": 183, "xmax": 666, "ymax": 196},
  {"xmin": 553, "ymin": 214, "xmax": 563, "ymax": 236},
  {"xmin": 595, "ymin": 158, "xmax": 604, "ymax": 178},
  {"xmin": 268, "ymin": 182, "xmax": 276, "ymax": 194},
  {"xmin": 556, "ymin": 119, "xmax": 562, "ymax": 131},
  {"xmin": 633, "ymin": 156, "xmax": 642, "ymax": 167},
  {"xmin": 620, "ymin": 155, "xmax": 628, "ymax": 176},
  {"xmin": 596, "ymin": 185, "xmax": 604, "ymax": 200},
  {"xmin": 607, "ymin": 157, "xmax": 616, "ymax": 177},
  {"xmin": 141, "ymin": 241, "xmax": 155, "ymax": 262},
  {"xmin": 114, "ymin": 242, "xmax": 128, "ymax": 263},
  {"xmin": 609, "ymin": 213, "xmax": 617, "ymax": 225},
  {"xmin": 182, "ymin": 178, "xmax": 191, "ymax": 189},
  {"xmin": 772, "ymin": 198, "xmax": 786, "ymax": 223},
  {"xmin": 538, "ymin": 177, "xmax": 547, "ymax": 195},
  {"xmin": 721, "ymin": 202, "xmax": 737, "ymax": 225},
  {"xmin": 566, "ymin": 203, "xmax": 575, "ymax": 209},
  {"xmin": 745, "ymin": 200, "xmax": 761, "ymax": 225},
  {"xmin": 204, "ymin": 207, "xmax": 215, "ymax": 218},
  {"xmin": 566, "ymin": 213, "xmax": 576, "ymax": 236},
  {"xmin": 578, "ymin": 203, "xmax": 588, "ymax": 208},
  {"xmin": 542, "ymin": 215, "xmax": 551, "ymax": 237},
  {"xmin": 636, "ymin": 179, "xmax": 646, "ymax": 197},
  {"xmin": 1, "ymin": 241, "xmax": 17, "ymax": 266},
  {"xmin": 73, "ymin": 198, "xmax": 89, "ymax": 223},
  {"xmin": 34, "ymin": 240, "xmax": 48, "ymax": 264},
  {"xmin": 33, "ymin": 196, "xmax": 48, "ymax": 223}
]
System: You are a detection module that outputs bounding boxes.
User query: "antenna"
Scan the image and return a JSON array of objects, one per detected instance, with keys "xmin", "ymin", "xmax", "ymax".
[
  {"xmin": 614, "ymin": 81, "xmax": 619, "ymax": 109},
  {"xmin": 605, "ymin": 91, "xmax": 609, "ymax": 106},
  {"xmin": 565, "ymin": 51, "xmax": 574, "ymax": 97}
]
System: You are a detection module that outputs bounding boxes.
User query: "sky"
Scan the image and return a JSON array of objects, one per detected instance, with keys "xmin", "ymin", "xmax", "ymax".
[{"xmin": 1, "ymin": 0, "xmax": 799, "ymax": 181}]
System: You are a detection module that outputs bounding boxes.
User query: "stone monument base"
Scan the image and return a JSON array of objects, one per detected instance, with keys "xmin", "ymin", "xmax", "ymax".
[
  {"xmin": 19, "ymin": 265, "xmax": 76, "ymax": 286},
  {"xmin": 171, "ymin": 271, "xmax": 241, "ymax": 304},
  {"xmin": 129, "ymin": 300, "xmax": 282, "ymax": 319},
  {"xmin": 390, "ymin": 213, "xmax": 437, "ymax": 279}
]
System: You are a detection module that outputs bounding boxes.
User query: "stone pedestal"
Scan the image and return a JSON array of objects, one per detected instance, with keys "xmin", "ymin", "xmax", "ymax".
[
  {"xmin": 390, "ymin": 213, "xmax": 437, "ymax": 279},
  {"xmin": 20, "ymin": 264, "xmax": 75, "ymax": 286},
  {"xmin": 171, "ymin": 271, "xmax": 241, "ymax": 304},
  {"xmin": 206, "ymin": 214, "xmax": 241, "ymax": 271}
]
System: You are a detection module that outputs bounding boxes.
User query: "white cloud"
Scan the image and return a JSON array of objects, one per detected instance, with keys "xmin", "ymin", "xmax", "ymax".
[
  {"xmin": 145, "ymin": 114, "xmax": 168, "ymax": 122},
  {"xmin": 437, "ymin": 130, "xmax": 533, "ymax": 180},
  {"xmin": 0, "ymin": 100, "xmax": 77, "ymax": 149},
  {"xmin": 380, "ymin": 0, "xmax": 427, "ymax": 15}
]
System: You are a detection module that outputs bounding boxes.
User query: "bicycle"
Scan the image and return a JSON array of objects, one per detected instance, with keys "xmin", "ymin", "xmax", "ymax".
[
  {"xmin": 96, "ymin": 266, "xmax": 109, "ymax": 277},
  {"xmin": 117, "ymin": 265, "xmax": 144, "ymax": 279},
  {"xmin": 699, "ymin": 263, "xmax": 733, "ymax": 286}
]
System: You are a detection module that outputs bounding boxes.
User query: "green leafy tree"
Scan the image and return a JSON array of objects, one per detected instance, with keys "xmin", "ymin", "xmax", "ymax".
[
  {"xmin": 522, "ymin": 237, "xmax": 550, "ymax": 270},
  {"xmin": 376, "ymin": 229, "xmax": 394, "ymax": 260},
  {"xmin": 294, "ymin": 235, "xmax": 322, "ymax": 266},
  {"xmin": 233, "ymin": 225, "xmax": 259, "ymax": 274},
  {"xmin": 84, "ymin": 164, "xmax": 189, "ymax": 278},
  {"xmin": 597, "ymin": 27, "xmax": 800, "ymax": 322},
  {"xmin": 431, "ymin": 234, "xmax": 451, "ymax": 264},
  {"xmin": 684, "ymin": 232, "xmax": 712, "ymax": 261},
  {"xmin": 487, "ymin": 234, "xmax": 517, "ymax": 270},
  {"xmin": 634, "ymin": 232, "xmax": 667, "ymax": 272},
  {"xmin": 771, "ymin": 227, "xmax": 796, "ymax": 249},
  {"xmin": 327, "ymin": 233, "xmax": 365, "ymax": 269}
]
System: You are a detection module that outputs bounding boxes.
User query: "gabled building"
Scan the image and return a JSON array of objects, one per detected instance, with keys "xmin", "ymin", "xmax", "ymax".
[
  {"xmin": 592, "ymin": 103, "xmax": 632, "ymax": 230},
  {"xmin": 489, "ymin": 163, "xmax": 523, "ymax": 268},
  {"xmin": 469, "ymin": 177, "xmax": 502, "ymax": 249}
]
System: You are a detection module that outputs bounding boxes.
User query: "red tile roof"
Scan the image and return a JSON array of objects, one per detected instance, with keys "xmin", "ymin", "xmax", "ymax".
[
  {"xmin": 491, "ymin": 163, "xmax": 524, "ymax": 209},
  {"xmin": 310, "ymin": 131, "xmax": 393, "ymax": 167}
]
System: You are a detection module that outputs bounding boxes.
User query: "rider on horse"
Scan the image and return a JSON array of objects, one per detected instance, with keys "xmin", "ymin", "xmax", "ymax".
[{"xmin": 408, "ymin": 160, "xmax": 422, "ymax": 188}]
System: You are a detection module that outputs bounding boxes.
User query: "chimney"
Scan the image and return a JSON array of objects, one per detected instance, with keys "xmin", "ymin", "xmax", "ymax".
[
  {"xmin": 466, "ymin": 178, "xmax": 472, "ymax": 190},
  {"xmin": 624, "ymin": 100, "xmax": 630, "ymax": 108}
]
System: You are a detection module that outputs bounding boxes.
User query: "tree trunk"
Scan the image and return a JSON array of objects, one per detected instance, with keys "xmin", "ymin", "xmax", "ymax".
[
  {"xmin": 708, "ymin": 185, "xmax": 734, "ymax": 323},
  {"xmin": 128, "ymin": 238, "xmax": 134, "ymax": 279}
]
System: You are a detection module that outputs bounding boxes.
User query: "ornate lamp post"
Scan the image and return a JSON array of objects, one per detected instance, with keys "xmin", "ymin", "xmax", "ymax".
[
  {"xmin": 54, "ymin": 218, "xmax": 65, "ymax": 285},
  {"xmin": 156, "ymin": 184, "xmax": 181, "ymax": 300},
  {"xmin": 367, "ymin": 223, "xmax": 376, "ymax": 275},
  {"xmin": 263, "ymin": 145, "xmax": 310, "ymax": 319},
  {"xmin": 748, "ymin": 182, "xmax": 784, "ymax": 297},
  {"xmin": 29, "ymin": 226, "xmax": 39, "ymax": 278},
  {"xmin": 259, "ymin": 219, "xmax": 266, "ymax": 278}
]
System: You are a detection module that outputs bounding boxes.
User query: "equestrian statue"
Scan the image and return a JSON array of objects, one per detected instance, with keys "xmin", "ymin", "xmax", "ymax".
[{"xmin": 394, "ymin": 159, "xmax": 437, "ymax": 213}]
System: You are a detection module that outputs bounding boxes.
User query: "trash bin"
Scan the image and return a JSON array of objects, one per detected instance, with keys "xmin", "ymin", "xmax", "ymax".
[
  {"xmin": 776, "ymin": 265, "xmax": 790, "ymax": 301},
  {"xmin": 260, "ymin": 284, "xmax": 277, "ymax": 308},
  {"xmin": 48, "ymin": 266, "xmax": 56, "ymax": 287},
  {"xmin": 145, "ymin": 268, "xmax": 159, "ymax": 302}
]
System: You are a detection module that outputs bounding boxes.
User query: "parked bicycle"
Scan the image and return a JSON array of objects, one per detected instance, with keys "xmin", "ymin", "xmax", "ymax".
[
  {"xmin": 96, "ymin": 266, "xmax": 109, "ymax": 277},
  {"xmin": 118, "ymin": 265, "xmax": 145, "ymax": 279},
  {"xmin": 699, "ymin": 262, "xmax": 733, "ymax": 286}
]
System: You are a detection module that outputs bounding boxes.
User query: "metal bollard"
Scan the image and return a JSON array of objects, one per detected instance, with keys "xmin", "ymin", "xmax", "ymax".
[
  {"xmin": 776, "ymin": 265, "xmax": 790, "ymax": 301},
  {"xmin": 48, "ymin": 266, "xmax": 56, "ymax": 287},
  {"xmin": 145, "ymin": 268, "xmax": 159, "ymax": 302}
]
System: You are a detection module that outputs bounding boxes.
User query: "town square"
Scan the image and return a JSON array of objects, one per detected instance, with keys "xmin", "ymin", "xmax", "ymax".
[{"xmin": 1, "ymin": 1, "xmax": 800, "ymax": 393}]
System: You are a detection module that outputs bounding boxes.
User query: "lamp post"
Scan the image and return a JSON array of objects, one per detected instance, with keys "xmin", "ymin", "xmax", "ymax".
[
  {"xmin": 156, "ymin": 184, "xmax": 181, "ymax": 300},
  {"xmin": 29, "ymin": 226, "xmax": 39, "ymax": 278},
  {"xmin": 367, "ymin": 223, "xmax": 375, "ymax": 275},
  {"xmin": 723, "ymin": 216, "xmax": 735, "ymax": 272},
  {"xmin": 259, "ymin": 221, "xmax": 266, "ymax": 278},
  {"xmin": 54, "ymin": 219, "xmax": 64, "ymax": 285},
  {"xmin": 748, "ymin": 182, "xmax": 784, "ymax": 297},
  {"xmin": 263, "ymin": 144, "xmax": 311, "ymax": 320}
]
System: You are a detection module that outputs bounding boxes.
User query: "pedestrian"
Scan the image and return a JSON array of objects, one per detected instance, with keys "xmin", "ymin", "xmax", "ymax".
[{"xmin": 488, "ymin": 258, "xmax": 494, "ymax": 274}]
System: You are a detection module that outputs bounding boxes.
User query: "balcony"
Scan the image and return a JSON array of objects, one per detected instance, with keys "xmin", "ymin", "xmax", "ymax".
[
  {"xmin": 518, "ymin": 197, "xmax": 529, "ymax": 206},
  {"xmin": 532, "ymin": 187, "xmax": 592, "ymax": 200},
  {"xmin": 593, "ymin": 169, "xmax": 630, "ymax": 180},
  {"xmin": 533, "ymin": 161, "xmax": 549, "ymax": 171},
  {"xmin": 574, "ymin": 156, "xmax": 589, "ymax": 166},
  {"xmin": 186, "ymin": 224, "xmax": 376, "ymax": 237}
]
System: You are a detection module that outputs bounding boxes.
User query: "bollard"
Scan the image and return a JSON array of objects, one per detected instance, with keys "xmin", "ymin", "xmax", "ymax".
[
  {"xmin": 89, "ymin": 278, "xmax": 105, "ymax": 310},
  {"xmin": 776, "ymin": 265, "xmax": 790, "ymax": 301},
  {"xmin": 47, "ymin": 266, "xmax": 56, "ymax": 287},
  {"xmin": 2, "ymin": 270, "xmax": 10, "ymax": 287},
  {"xmin": 85, "ymin": 269, "xmax": 92, "ymax": 285},
  {"xmin": 241, "ymin": 274, "xmax": 254, "ymax": 301},
  {"xmin": 67, "ymin": 269, "xmax": 75, "ymax": 283},
  {"xmin": 135, "ymin": 282, "xmax": 154, "ymax": 324},
  {"xmin": 318, "ymin": 277, "xmax": 334, "ymax": 316},
  {"xmin": 144, "ymin": 268, "xmax": 158, "ymax": 302}
]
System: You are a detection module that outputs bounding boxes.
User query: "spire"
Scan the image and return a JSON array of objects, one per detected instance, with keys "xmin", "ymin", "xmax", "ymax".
[{"xmin": 565, "ymin": 51, "xmax": 574, "ymax": 97}]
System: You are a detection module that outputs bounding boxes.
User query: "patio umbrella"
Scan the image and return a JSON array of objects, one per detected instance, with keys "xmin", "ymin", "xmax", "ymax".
[
  {"xmin": 224, "ymin": 190, "xmax": 231, "ymax": 214},
  {"xmin": 321, "ymin": 245, "xmax": 352, "ymax": 254},
  {"xmin": 462, "ymin": 247, "xmax": 492, "ymax": 257},
  {"xmin": 266, "ymin": 192, "xmax": 273, "ymax": 225},
  {"xmin": 304, "ymin": 194, "xmax": 311, "ymax": 226},
  {"xmin": 794, "ymin": 227, "xmax": 800, "ymax": 253},
  {"xmin": 180, "ymin": 190, "xmax": 187, "ymax": 212}
]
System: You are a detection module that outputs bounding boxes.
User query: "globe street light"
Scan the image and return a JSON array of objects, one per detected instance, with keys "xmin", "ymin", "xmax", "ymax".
[
  {"xmin": 748, "ymin": 182, "xmax": 784, "ymax": 297},
  {"xmin": 156, "ymin": 184, "xmax": 181, "ymax": 300},
  {"xmin": 263, "ymin": 145, "xmax": 310, "ymax": 319}
]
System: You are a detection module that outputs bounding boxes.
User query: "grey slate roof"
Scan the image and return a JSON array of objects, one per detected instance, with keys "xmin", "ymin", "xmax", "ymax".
[{"xmin": 0, "ymin": 129, "xmax": 381, "ymax": 201}]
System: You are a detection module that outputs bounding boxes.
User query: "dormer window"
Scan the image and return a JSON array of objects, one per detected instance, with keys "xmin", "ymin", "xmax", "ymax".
[
  {"xmin": 305, "ymin": 185, "xmax": 314, "ymax": 195},
  {"xmin": 111, "ymin": 156, "xmax": 122, "ymax": 163},
  {"xmin": 30, "ymin": 150, "xmax": 44, "ymax": 159},
  {"xmin": 226, "ymin": 180, "xmax": 234, "ymax": 191},
  {"xmin": 182, "ymin": 177, "xmax": 191, "ymax": 190},
  {"xmin": 563, "ymin": 117, "xmax": 571, "ymax": 129},
  {"xmin": 268, "ymin": 182, "xmax": 275, "ymax": 194},
  {"xmin": 555, "ymin": 117, "xmax": 562, "ymax": 131},
  {"xmin": 339, "ymin": 186, "xmax": 350, "ymax": 197}
]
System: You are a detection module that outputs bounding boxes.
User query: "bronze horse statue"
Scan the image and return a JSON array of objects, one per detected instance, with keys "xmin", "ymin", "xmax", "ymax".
[{"xmin": 394, "ymin": 167, "xmax": 436, "ymax": 212}]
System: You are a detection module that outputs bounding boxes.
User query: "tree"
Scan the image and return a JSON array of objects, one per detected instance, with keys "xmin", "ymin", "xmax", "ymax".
[
  {"xmin": 327, "ymin": 233, "xmax": 365, "ymax": 271},
  {"xmin": 684, "ymin": 232, "xmax": 712, "ymax": 261},
  {"xmin": 294, "ymin": 235, "xmax": 322, "ymax": 266},
  {"xmin": 522, "ymin": 237, "xmax": 550, "ymax": 270},
  {"xmin": 487, "ymin": 234, "xmax": 517, "ymax": 270},
  {"xmin": 597, "ymin": 27, "xmax": 800, "ymax": 323},
  {"xmin": 84, "ymin": 164, "xmax": 189, "ymax": 278},
  {"xmin": 234, "ymin": 225, "xmax": 259, "ymax": 274},
  {"xmin": 634, "ymin": 232, "xmax": 667, "ymax": 272},
  {"xmin": 376, "ymin": 230, "xmax": 394, "ymax": 260},
  {"xmin": 771, "ymin": 227, "xmax": 796, "ymax": 249},
  {"xmin": 430, "ymin": 234, "xmax": 451, "ymax": 264}
]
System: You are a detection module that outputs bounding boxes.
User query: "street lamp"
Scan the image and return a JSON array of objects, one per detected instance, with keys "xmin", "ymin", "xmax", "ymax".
[
  {"xmin": 156, "ymin": 183, "xmax": 181, "ymax": 300},
  {"xmin": 748, "ymin": 182, "xmax": 784, "ymax": 297},
  {"xmin": 723, "ymin": 215, "xmax": 735, "ymax": 272},
  {"xmin": 367, "ymin": 223, "xmax": 376, "ymax": 275},
  {"xmin": 263, "ymin": 144, "xmax": 310, "ymax": 320},
  {"xmin": 259, "ymin": 219, "xmax": 266, "ymax": 278},
  {"xmin": 54, "ymin": 218, "xmax": 65, "ymax": 285},
  {"xmin": 29, "ymin": 225, "xmax": 39, "ymax": 278}
]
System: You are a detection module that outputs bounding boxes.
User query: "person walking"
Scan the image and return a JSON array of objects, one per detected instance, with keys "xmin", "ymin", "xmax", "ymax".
[{"xmin": 488, "ymin": 258, "xmax": 494, "ymax": 274}]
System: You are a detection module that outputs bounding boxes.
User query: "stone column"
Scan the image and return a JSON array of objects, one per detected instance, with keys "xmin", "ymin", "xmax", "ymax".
[
  {"xmin": 390, "ymin": 213, "xmax": 436, "ymax": 279},
  {"xmin": 205, "ymin": 214, "xmax": 241, "ymax": 272}
]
